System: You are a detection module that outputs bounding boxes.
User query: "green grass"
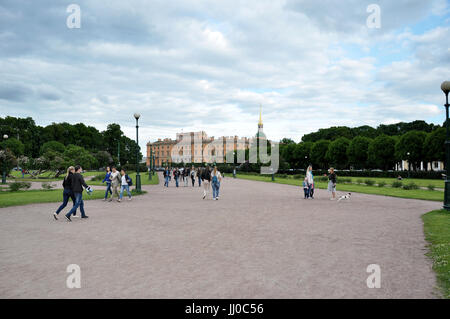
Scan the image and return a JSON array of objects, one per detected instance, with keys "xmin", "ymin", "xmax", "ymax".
[
  {"xmin": 422, "ymin": 210, "xmax": 450, "ymax": 299},
  {"xmin": 0, "ymin": 188, "xmax": 147, "ymax": 208},
  {"xmin": 236, "ymin": 174, "xmax": 443, "ymax": 201},
  {"xmin": 88, "ymin": 172, "xmax": 159, "ymax": 186}
]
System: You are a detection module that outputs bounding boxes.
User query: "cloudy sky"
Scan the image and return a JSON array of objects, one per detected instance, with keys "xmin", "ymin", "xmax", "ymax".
[{"xmin": 0, "ymin": 0, "xmax": 449, "ymax": 151}]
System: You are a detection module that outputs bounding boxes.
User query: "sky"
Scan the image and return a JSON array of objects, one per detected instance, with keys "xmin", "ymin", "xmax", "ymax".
[{"xmin": 0, "ymin": 0, "xmax": 449, "ymax": 152}]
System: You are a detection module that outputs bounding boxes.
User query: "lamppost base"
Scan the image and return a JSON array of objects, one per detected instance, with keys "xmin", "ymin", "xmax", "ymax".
[
  {"xmin": 2, "ymin": 171, "xmax": 6, "ymax": 184},
  {"xmin": 136, "ymin": 174, "xmax": 142, "ymax": 193}
]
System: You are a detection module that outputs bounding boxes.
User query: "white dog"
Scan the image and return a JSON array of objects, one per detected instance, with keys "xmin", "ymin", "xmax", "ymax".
[{"xmin": 337, "ymin": 193, "xmax": 351, "ymax": 202}]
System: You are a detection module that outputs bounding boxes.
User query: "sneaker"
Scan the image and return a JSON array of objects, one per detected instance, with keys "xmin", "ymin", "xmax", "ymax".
[
  {"xmin": 81, "ymin": 216, "xmax": 89, "ymax": 219},
  {"xmin": 118, "ymin": 199, "xmax": 121, "ymax": 202},
  {"xmin": 202, "ymin": 194, "xmax": 206, "ymax": 199},
  {"xmin": 102, "ymin": 198, "xmax": 107, "ymax": 201},
  {"xmin": 128, "ymin": 197, "xmax": 132, "ymax": 201},
  {"xmin": 72, "ymin": 215, "xmax": 79, "ymax": 218},
  {"xmin": 53, "ymin": 213, "xmax": 58, "ymax": 220},
  {"xmin": 108, "ymin": 198, "xmax": 113, "ymax": 202},
  {"xmin": 65, "ymin": 215, "xmax": 72, "ymax": 222}
]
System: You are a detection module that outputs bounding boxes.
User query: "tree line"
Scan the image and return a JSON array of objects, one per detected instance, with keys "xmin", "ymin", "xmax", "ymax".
[
  {"xmin": 279, "ymin": 120, "xmax": 445, "ymax": 171},
  {"xmin": 0, "ymin": 116, "xmax": 143, "ymax": 174}
]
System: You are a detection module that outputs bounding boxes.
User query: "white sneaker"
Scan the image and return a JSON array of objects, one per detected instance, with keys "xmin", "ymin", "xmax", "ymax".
[{"xmin": 128, "ymin": 197, "xmax": 132, "ymax": 201}]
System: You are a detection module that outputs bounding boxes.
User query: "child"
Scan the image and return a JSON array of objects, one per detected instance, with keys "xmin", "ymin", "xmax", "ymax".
[
  {"xmin": 309, "ymin": 181, "xmax": 315, "ymax": 199},
  {"xmin": 118, "ymin": 169, "xmax": 133, "ymax": 202},
  {"xmin": 303, "ymin": 177, "xmax": 309, "ymax": 199}
]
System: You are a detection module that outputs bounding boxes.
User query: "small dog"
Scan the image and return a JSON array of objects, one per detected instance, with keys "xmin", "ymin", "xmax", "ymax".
[{"xmin": 337, "ymin": 193, "xmax": 351, "ymax": 202}]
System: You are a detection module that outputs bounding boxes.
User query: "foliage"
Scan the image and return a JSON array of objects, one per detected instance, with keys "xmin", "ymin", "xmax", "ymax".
[
  {"xmin": 395, "ymin": 131, "xmax": 427, "ymax": 170},
  {"xmin": 325, "ymin": 137, "xmax": 350, "ymax": 169},
  {"xmin": 40, "ymin": 141, "xmax": 65, "ymax": 155},
  {"xmin": 427, "ymin": 184, "xmax": 435, "ymax": 191},
  {"xmin": 347, "ymin": 136, "xmax": 372, "ymax": 169},
  {"xmin": 378, "ymin": 181, "xmax": 386, "ymax": 187},
  {"xmin": 0, "ymin": 137, "xmax": 25, "ymax": 156},
  {"xmin": 364, "ymin": 179, "xmax": 375, "ymax": 186},
  {"xmin": 310, "ymin": 140, "xmax": 330, "ymax": 169},
  {"xmin": 425, "ymin": 127, "xmax": 445, "ymax": 163},
  {"xmin": 41, "ymin": 182, "xmax": 55, "ymax": 190},
  {"xmin": 9, "ymin": 181, "xmax": 31, "ymax": 192},
  {"xmin": 402, "ymin": 182, "xmax": 419, "ymax": 190},
  {"xmin": 367, "ymin": 135, "xmax": 397, "ymax": 170},
  {"xmin": 392, "ymin": 181, "xmax": 403, "ymax": 188},
  {"xmin": 0, "ymin": 148, "xmax": 17, "ymax": 173}
]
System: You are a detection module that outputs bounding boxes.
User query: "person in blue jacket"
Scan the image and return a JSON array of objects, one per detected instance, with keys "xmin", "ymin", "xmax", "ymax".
[{"xmin": 102, "ymin": 166, "xmax": 113, "ymax": 201}]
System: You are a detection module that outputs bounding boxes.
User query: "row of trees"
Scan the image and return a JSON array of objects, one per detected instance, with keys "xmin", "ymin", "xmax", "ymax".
[
  {"xmin": 0, "ymin": 117, "xmax": 143, "ymax": 176},
  {"xmin": 280, "ymin": 127, "xmax": 445, "ymax": 171}
]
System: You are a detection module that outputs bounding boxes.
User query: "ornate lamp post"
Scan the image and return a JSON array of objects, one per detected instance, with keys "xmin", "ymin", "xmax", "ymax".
[
  {"xmin": 407, "ymin": 152, "xmax": 410, "ymax": 179},
  {"xmin": 134, "ymin": 113, "xmax": 142, "ymax": 193},
  {"xmin": 441, "ymin": 81, "xmax": 450, "ymax": 210},
  {"xmin": 1, "ymin": 134, "xmax": 8, "ymax": 184}
]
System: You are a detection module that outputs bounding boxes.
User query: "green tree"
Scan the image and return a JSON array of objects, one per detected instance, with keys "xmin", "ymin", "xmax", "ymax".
[
  {"xmin": 347, "ymin": 136, "xmax": 372, "ymax": 169},
  {"xmin": 293, "ymin": 142, "xmax": 313, "ymax": 169},
  {"xmin": 368, "ymin": 135, "xmax": 396, "ymax": 170},
  {"xmin": 395, "ymin": 131, "xmax": 427, "ymax": 171},
  {"xmin": 424, "ymin": 127, "xmax": 445, "ymax": 165},
  {"xmin": 95, "ymin": 151, "xmax": 113, "ymax": 168},
  {"xmin": 310, "ymin": 140, "xmax": 330, "ymax": 169},
  {"xmin": 0, "ymin": 149, "xmax": 17, "ymax": 176},
  {"xmin": 63, "ymin": 145, "xmax": 96, "ymax": 169},
  {"xmin": 0, "ymin": 138, "xmax": 25, "ymax": 156},
  {"xmin": 325, "ymin": 137, "xmax": 350, "ymax": 169},
  {"xmin": 40, "ymin": 141, "xmax": 65, "ymax": 155}
]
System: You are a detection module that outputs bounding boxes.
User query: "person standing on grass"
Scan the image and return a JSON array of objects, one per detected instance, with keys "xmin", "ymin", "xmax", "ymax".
[
  {"xmin": 118, "ymin": 169, "xmax": 132, "ymax": 202},
  {"xmin": 211, "ymin": 166, "xmax": 222, "ymax": 200},
  {"xmin": 109, "ymin": 166, "xmax": 121, "ymax": 202},
  {"xmin": 197, "ymin": 167, "xmax": 202, "ymax": 187},
  {"xmin": 306, "ymin": 165, "xmax": 314, "ymax": 199},
  {"xmin": 328, "ymin": 167, "xmax": 337, "ymax": 200},
  {"xmin": 174, "ymin": 167, "xmax": 180, "ymax": 187},
  {"xmin": 53, "ymin": 166, "xmax": 76, "ymax": 220},
  {"xmin": 65, "ymin": 165, "xmax": 90, "ymax": 221},
  {"xmin": 102, "ymin": 166, "xmax": 113, "ymax": 201},
  {"xmin": 190, "ymin": 166, "xmax": 196, "ymax": 187},
  {"xmin": 163, "ymin": 166, "xmax": 170, "ymax": 187},
  {"xmin": 201, "ymin": 165, "xmax": 211, "ymax": 199}
]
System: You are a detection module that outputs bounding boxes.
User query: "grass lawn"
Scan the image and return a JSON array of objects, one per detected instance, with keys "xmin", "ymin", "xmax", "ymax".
[
  {"xmin": 422, "ymin": 210, "xmax": 450, "ymax": 299},
  {"xmin": 236, "ymin": 174, "xmax": 443, "ymax": 201},
  {"xmin": 0, "ymin": 188, "xmax": 147, "ymax": 208},
  {"xmin": 348, "ymin": 176, "xmax": 444, "ymax": 188},
  {"xmin": 88, "ymin": 172, "xmax": 159, "ymax": 186}
]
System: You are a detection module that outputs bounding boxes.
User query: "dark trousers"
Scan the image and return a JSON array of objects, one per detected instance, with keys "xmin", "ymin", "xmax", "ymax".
[
  {"xmin": 191, "ymin": 177, "xmax": 195, "ymax": 186},
  {"xmin": 66, "ymin": 192, "xmax": 86, "ymax": 218},
  {"xmin": 104, "ymin": 183, "xmax": 112, "ymax": 199},
  {"xmin": 303, "ymin": 188, "xmax": 309, "ymax": 198},
  {"xmin": 55, "ymin": 188, "xmax": 76, "ymax": 215}
]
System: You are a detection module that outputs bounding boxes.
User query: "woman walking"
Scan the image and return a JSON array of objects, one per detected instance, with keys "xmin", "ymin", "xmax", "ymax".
[
  {"xmin": 201, "ymin": 165, "xmax": 211, "ymax": 199},
  {"xmin": 197, "ymin": 167, "xmax": 202, "ymax": 187},
  {"xmin": 211, "ymin": 166, "xmax": 222, "ymax": 200},
  {"xmin": 190, "ymin": 166, "xmax": 196, "ymax": 187},
  {"xmin": 328, "ymin": 167, "xmax": 337, "ymax": 200},
  {"xmin": 102, "ymin": 166, "xmax": 113, "ymax": 201},
  {"xmin": 118, "ymin": 169, "xmax": 132, "ymax": 202},
  {"xmin": 53, "ymin": 166, "xmax": 76, "ymax": 220},
  {"xmin": 306, "ymin": 165, "xmax": 314, "ymax": 199},
  {"xmin": 184, "ymin": 167, "xmax": 190, "ymax": 187},
  {"xmin": 174, "ymin": 168, "xmax": 180, "ymax": 187},
  {"xmin": 163, "ymin": 167, "xmax": 170, "ymax": 187}
]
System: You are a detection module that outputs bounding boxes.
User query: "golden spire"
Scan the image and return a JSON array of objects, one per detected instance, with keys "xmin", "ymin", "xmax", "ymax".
[{"xmin": 258, "ymin": 104, "xmax": 263, "ymax": 128}]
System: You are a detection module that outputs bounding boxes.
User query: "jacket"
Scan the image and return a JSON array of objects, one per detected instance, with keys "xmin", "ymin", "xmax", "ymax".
[
  {"xmin": 102, "ymin": 172, "xmax": 112, "ymax": 184},
  {"xmin": 62, "ymin": 172, "xmax": 73, "ymax": 190},
  {"xmin": 71, "ymin": 172, "xmax": 88, "ymax": 193}
]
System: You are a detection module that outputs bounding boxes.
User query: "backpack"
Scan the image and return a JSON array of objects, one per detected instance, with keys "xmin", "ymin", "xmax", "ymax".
[{"xmin": 126, "ymin": 174, "xmax": 133, "ymax": 186}]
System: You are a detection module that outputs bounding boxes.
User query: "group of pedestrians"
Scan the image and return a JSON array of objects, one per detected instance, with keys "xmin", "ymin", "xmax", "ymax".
[
  {"xmin": 101, "ymin": 166, "xmax": 133, "ymax": 202},
  {"xmin": 302, "ymin": 165, "xmax": 337, "ymax": 200},
  {"xmin": 53, "ymin": 165, "xmax": 91, "ymax": 222},
  {"xmin": 162, "ymin": 165, "xmax": 223, "ymax": 200}
]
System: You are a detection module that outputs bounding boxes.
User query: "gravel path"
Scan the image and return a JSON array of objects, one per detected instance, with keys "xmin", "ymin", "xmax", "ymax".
[{"xmin": 0, "ymin": 174, "xmax": 441, "ymax": 298}]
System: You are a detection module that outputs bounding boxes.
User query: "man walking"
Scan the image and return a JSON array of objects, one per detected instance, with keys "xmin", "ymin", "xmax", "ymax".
[
  {"xmin": 65, "ymin": 165, "xmax": 90, "ymax": 221},
  {"xmin": 109, "ymin": 166, "xmax": 121, "ymax": 202}
]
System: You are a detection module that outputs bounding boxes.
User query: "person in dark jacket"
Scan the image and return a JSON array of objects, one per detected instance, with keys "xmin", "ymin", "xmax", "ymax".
[
  {"xmin": 328, "ymin": 167, "xmax": 337, "ymax": 200},
  {"xmin": 173, "ymin": 168, "xmax": 180, "ymax": 187},
  {"xmin": 201, "ymin": 165, "xmax": 211, "ymax": 199},
  {"xmin": 65, "ymin": 165, "xmax": 90, "ymax": 221},
  {"xmin": 102, "ymin": 166, "xmax": 113, "ymax": 201},
  {"xmin": 53, "ymin": 166, "xmax": 76, "ymax": 220},
  {"xmin": 163, "ymin": 167, "xmax": 170, "ymax": 187}
]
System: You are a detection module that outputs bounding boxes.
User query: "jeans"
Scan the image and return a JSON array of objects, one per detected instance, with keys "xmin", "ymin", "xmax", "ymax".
[
  {"xmin": 212, "ymin": 181, "xmax": 220, "ymax": 199},
  {"xmin": 164, "ymin": 176, "xmax": 169, "ymax": 187},
  {"xmin": 175, "ymin": 177, "xmax": 179, "ymax": 187},
  {"xmin": 191, "ymin": 177, "xmax": 195, "ymax": 186},
  {"xmin": 104, "ymin": 183, "xmax": 112, "ymax": 199},
  {"xmin": 66, "ymin": 192, "xmax": 86, "ymax": 218},
  {"xmin": 120, "ymin": 184, "xmax": 132, "ymax": 199},
  {"xmin": 55, "ymin": 188, "xmax": 76, "ymax": 215},
  {"xmin": 198, "ymin": 177, "xmax": 202, "ymax": 187},
  {"xmin": 303, "ymin": 188, "xmax": 309, "ymax": 198}
]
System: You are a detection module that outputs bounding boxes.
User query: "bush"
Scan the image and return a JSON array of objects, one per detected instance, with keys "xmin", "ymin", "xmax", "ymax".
[
  {"xmin": 403, "ymin": 182, "xmax": 419, "ymax": 190},
  {"xmin": 91, "ymin": 174, "xmax": 105, "ymax": 181},
  {"xmin": 317, "ymin": 176, "xmax": 328, "ymax": 182},
  {"xmin": 356, "ymin": 179, "xmax": 363, "ymax": 184},
  {"xmin": 378, "ymin": 181, "xmax": 387, "ymax": 187},
  {"xmin": 9, "ymin": 181, "xmax": 31, "ymax": 192},
  {"xmin": 41, "ymin": 182, "xmax": 55, "ymax": 190},
  {"xmin": 392, "ymin": 181, "xmax": 403, "ymax": 188},
  {"xmin": 427, "ymin": 184, "xmax": 435, "ymax": 191},
  {"xmin": 339, "ymin": 177, "xmax": 352, "ymax": 184},
  {"xmin": 365, "ymin": 179, "xmax": 375, "ymax": 186}
]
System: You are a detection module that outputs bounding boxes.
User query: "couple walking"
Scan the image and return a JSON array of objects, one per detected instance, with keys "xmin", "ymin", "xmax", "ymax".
[
  {"xmin": 53, "ymin": 165, "xmax": 92, "ymax": 221},
  {"xmin": 201, "ymin": 165, "xmax": 222, "ymax": 200},
  {"xmin": 102, "ymin": 166, "xmax": 133, "ymax": 202}
]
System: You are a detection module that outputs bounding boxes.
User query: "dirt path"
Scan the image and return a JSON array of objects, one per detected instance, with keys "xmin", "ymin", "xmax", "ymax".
[{"xmin": 0, "ymin": 173, "xmax": 441, "ymax": 298}]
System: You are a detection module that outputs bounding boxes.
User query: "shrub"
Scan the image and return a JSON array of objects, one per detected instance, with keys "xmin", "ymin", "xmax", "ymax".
[
  {"xmin": 41, "ymin": 182, "xmax": 55, "ymax": 190},
  {"xmin": 403, "ymin": 182, "xmax": 419, "ymax": 190},
  {"xmin": 365, "ymin": 179, "xmax": 375, "ymax": 186},
  {"xmin": 356, "ymin": 179, "xmax": 364, "ymax": 184},
  {"xmin": 9, "ymin": 181, "xmax": 31, "ymax": 192},
  {"xmin": 339, "ymin": 177, "xmax": 352, "ymax": 184},
  {"xmin": 91, "ymin": 174, "xmax": 104, "ymax": 181},
  {"xmin": 392, "ymin": 181, "xmax": 403, "ymax": 188},
  {"xmin": 378, "ymin": 181, "xmax": 387, "ymax": 187},
  {"xmin": 427, "ymin": 184, "xmax": 435, "ymax": 191},
  {"xmin": 318, "ymin": 176, "xmax": 328, "ymax": 182}
]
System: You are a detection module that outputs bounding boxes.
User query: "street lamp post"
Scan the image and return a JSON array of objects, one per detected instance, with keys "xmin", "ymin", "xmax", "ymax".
[
  {"xmin": 148, "ymin": 147, "xmax": 152, "ymax": 181},
  {"xmin": 152, "ymin": 155, "xmax": 155, "ymax": 175},
  {"xmin": 134, "ymin": 113, "xmax": 142, "ymax": 193},
  {"xmin": 233, "ymin": 151, "xmax": 236, "ymax": 178},
  {"xmin": 441, "ymin": 81, "xmax": 450, "ymax": 210},
  {"xmin": 1, "ymin": 134, "xmax": 8, "ymax": 184},
  {"xmin": 407, "ymin": 152, "xmax": 410, "ymax": 179}
]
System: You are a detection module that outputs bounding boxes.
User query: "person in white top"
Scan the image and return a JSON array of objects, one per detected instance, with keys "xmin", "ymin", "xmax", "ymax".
[
  {"xmin": 211, "ymin": 166, "xmax": 222, "ymax": 200},
  {"xmin": 306, "ymin": 165, "xmax": 314, "ymax": 199},
  {"xmin": 109, "ymin": 167, "xmax": 121, "ymax": 202},
  {"xmin": 118, "ymin": 169, "xmax": 132, "ymax": 202}
]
